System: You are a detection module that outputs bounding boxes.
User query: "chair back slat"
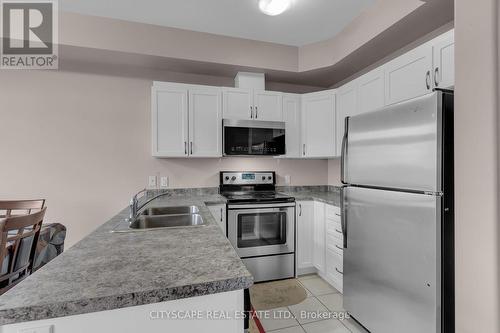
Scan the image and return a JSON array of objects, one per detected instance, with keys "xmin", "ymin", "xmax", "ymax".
[
  {"xmin": 0, "ymin": 207, "xmax": 46, "ymax": 294},
  {"xmin": 0, "ymin": 200, "xmax": 45, "ymax": 218}
]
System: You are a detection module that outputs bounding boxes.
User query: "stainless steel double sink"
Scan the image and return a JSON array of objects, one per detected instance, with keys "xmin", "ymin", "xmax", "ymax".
[{"xmin": 128, "ymin": 205, "xmax": 205, "ymax": 230}]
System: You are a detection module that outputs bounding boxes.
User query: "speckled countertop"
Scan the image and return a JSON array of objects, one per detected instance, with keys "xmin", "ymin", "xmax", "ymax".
[
  {"xmin": 0, "ymin": 186, "xmax": 340, "ymax": 326},
  {"xmin": 0, "ymin": 192, "xmax": 250, "ymax": 326}
]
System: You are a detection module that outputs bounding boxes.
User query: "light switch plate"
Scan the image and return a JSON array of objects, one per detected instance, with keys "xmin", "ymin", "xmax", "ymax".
[
  {"xmin": 148, "ymin": 175, "xmax": 157, "ymax": 188},
  {"xmin": 284, "ymin": 175, "xmax": 291, "ymax": 185},
  {"xmin": 19, "ymin": 325, "xmax": 53, "ymax": 333}
]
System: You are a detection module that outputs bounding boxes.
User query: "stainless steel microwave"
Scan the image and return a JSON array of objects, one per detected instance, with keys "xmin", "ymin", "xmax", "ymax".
[{"xmin": 223, "ymin": 119, "xmax": 286, "ymax": 156}]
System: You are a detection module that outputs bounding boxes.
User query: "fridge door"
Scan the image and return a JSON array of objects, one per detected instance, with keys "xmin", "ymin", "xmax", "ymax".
[
  {"xmin": 343, "ymin": 186, "xmax": 441, "ymax": 333},
  {"xmin": 342, "ymin": 92, "xmax": 442, "ymax": 192}
]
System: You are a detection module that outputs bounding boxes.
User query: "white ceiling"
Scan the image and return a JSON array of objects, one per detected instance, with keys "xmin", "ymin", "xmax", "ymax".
[{"xmin": 60, "ymin": 0, "xmax": 376, "ymax": 46}]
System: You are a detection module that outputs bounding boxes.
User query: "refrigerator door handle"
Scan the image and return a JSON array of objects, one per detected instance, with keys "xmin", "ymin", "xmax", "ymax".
[
  {"xmin": 340, "ymin": 186, "xmax": 347, "ymax": 248},
  {"xmin": 340, "ymin": 117, "xmax": 349, "ymax": 184}
]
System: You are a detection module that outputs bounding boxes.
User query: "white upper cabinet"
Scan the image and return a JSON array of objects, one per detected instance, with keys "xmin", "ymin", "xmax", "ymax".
[
  {"xmin": 188, "ymin": 87, "xmax": 222, "ymax": 157},
  {"xmin": 222, "ymin": 88, "xmax": 283, "ymax": 121},
  {"xmin": 152, "ymin": 83, "xmax": 222, "ymax": 158},
  {"xmin": 432, "ymin": 29, "xmax": 454, "ymax": 89},
  {"xmin": 301, "ymin": 90, "xmax": 336, "ymax": 158},
  {"xmin": 282, "ymin": 94, "xmax": 302, "ymax": 158},
  {"xmin": 336, "ymin": 82, "xmax": 357, "ymax": 156},
  {"xmin": 384, "ymin": 43, "xmax": 434, "ymax": 105},
  {"xmin": 152, "ymin": 86, "xmax": 189, "ymax": 157},
  {"xmin": 254, "ymin": 90, "xmax": 283, "ymax": 121},
  {"xmin": 222, "ymin": 88, "xmax": 253, "ymax": 120},
  {"xmin": 357, "ymin": 67, "xmax": 385, "ymax": 114}
]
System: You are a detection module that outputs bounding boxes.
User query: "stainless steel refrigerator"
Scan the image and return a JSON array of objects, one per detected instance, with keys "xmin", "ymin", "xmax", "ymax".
[{"xmin": 340, "ymin": 90, "xmax": 454, "ymax": 333}]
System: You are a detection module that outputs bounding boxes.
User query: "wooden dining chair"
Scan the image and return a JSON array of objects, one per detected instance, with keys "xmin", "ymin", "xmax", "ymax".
[
  {"xmin": 0, "ymin": 199, "xmax": 45, "ymax": 218},
  {"xmin": 0, "ymin": 207, "xmax": 47, "ymax": 294}
]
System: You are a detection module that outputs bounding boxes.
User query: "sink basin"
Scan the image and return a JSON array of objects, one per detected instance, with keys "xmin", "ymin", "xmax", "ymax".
[
  {"xmin": 141, "ymin": 205, "xmax": 199, "ymax": 216},
  {"xmin": 129, "ymin": 214, "xmax": 205, "ymax": 229}
]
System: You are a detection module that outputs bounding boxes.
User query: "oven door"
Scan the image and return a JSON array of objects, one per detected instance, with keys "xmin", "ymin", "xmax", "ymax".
[{"xmin": 227, "ymin": 202, "xmax": 295, "ymax": 258}]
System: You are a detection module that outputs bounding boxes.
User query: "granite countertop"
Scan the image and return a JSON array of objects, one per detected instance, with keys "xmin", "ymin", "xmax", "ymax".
[
  {"xmin": 278, "ymin": 185, "xmax": 341, "ymax": 207},
  {"xmin": 0, "ymin": 192, "xmax": 252, "ymax": 326},
  {"xmin": 0, "ymin": 186, "xmax": 340, "ymax": 326}
]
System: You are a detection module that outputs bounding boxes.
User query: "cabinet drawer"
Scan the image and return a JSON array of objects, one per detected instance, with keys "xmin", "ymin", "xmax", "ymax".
[
  {"xmin": 326, "ymin": 233, "xmax": 343, "ymax": 255},
  {"xmin": 325, "ymin": 217, "xmax": 342, "ymax": 235},
  {"xmin": 326, "ymin": 248, "xmax": 343, "ymax": 281},
  {"xmin": 325, "ymin": 205, "xmax": 341, "ymax": 220}
]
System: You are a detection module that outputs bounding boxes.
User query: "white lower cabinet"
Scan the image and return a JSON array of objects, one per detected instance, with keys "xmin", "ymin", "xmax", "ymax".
[
  {"xmin": 296, "ymin": 201, "xmax": 315, "ymax": 274},
  {"xmin": 324, "ymin": 204, "xmax": 343, "ymax": 293},
  {"xmin": 208, "ymin": 204, "xmax": 226, "ymax": 235},
  {"xmin": 313, "ymin": 201, "xmax": 326, "ymax": 273},
  {"xmin": 297, "ymin": 200, "xmax": 343, "ymax": 293}
]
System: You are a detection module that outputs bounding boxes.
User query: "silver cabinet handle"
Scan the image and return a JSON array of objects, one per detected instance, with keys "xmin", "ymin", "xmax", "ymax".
[
  {"xmin": 335, "ymin": 228, "xmax": 342, "ymax": 234},
  {"xmin": 298, "ymin": 204, "xmax": 302, "ymax": 216},
  {"xmin": 335, "ymin": 267, "xmax": 344, "ymax": 275},
  {"xmin": 434, "ymin": 67, "xmax": 440, "ymax": 87},
  {"xmin": 335, "ymin": 244, "xmax": 343, "ymax": 250},
  {"xmin": 255, "ymin": 106, "xmax": 258, "ymax": 119},
  {"xmin": 425, "ymin": 70, "xmax": 431, "ymax": 90},
  {"xmin": 190, "ymin": 142, "xmax": 193, "ymax": 155},
  {"xmin": 220, "ymin": 207, "xmax": 223, "ymax": 222},
  {"xmin": 184, "ymin": 141, "xmax": 187, "ymax": 155},
  {"xmin": 303, "ymin": 144, "xmax": 306, "ymax": 156},
  {"xmin": 250, "ymin": 106, "xmax": 253, "ymax": 119}
]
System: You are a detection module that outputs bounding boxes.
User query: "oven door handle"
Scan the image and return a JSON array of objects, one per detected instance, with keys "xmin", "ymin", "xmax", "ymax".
[{"xmin": 227, "ymin": 202, "xmax": 296, "ymax": 210}]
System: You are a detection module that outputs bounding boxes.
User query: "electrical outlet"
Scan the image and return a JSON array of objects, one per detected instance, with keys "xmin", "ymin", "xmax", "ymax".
[
  {"xmin": 148, "ymin": 175, "xmax": 157, "ymax": 188},
  {"xmin": 160, "ymin": 176, "xmax": 169, "ymax": 188},
  {"xmin": 284, "ymin": 175, "xmax": 291, "ymax": 185}
]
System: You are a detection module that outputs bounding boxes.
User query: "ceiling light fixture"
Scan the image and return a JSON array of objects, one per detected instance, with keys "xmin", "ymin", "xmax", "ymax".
[{"xmin": 258, "ymin": 0, "xmax": 291, "ymax": 16}]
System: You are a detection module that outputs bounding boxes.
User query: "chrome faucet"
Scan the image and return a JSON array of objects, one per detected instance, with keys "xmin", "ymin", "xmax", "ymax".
[{"xmin": 127, "ymin": 189, "xmax": 170, "ymax": 223}]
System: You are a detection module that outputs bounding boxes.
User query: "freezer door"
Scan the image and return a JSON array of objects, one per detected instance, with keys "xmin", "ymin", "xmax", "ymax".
[
  {"xmin": 343, "ymin": 186, "xmax": 441, "ymax": 333},
  {"xmin": 343, "ymin": 92, "xmax": 442, "ymax": 192}
]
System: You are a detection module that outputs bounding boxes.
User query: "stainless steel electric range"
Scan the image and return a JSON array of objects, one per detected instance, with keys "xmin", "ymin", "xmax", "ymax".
[{"xmin": 220, "ymin": 171, "xmax": 295, "ymax": 282}]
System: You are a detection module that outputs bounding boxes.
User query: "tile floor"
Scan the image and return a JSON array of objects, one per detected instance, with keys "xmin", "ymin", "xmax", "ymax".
[{"xmin": 260, "ymin": 274, "xmax": 369, "ymax": 333}]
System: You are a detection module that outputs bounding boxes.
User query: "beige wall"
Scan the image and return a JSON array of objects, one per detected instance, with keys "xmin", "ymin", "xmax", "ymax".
[
  {"xmin": 327, "ymin": 159, "xmax": 342, "ymax": 186},
  {"xmin": 0, "ymin": 70, "xmax": 328, "ymax": 248},
  {"xmin": 455, "ymin": 0, "xmax": 500, "ymax": 332}
]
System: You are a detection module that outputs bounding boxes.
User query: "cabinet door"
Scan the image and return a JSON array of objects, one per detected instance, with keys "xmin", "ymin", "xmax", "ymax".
[
  {"xmin": 208, "ymin": 204, "xmax": 226, "ymax": 235},
  {"xmin": 336, "ymin": 82, "xmax": 357, "ymax": 156},
  {"xmin": 313, "ymin": 201, "xmax": 325, "ymax": 273},
  {"xmin": 222, "ymin": 88, "xmax": 253, "ymax": 120},
  {"xmin": 297, "ymin": 201, "xmax": 314, "ymax": 271},
  {"xmin": 283, "ymin": 94, "xmax": 301, "ymax": 158},
  {"xmin": 384, "ymin": 43, "xmax": 433, "ymax": 105},
  {"xmin": 152, "ymin": 86, "xmax": 189, "ymax": 157},
  {"xmin": 188, "ymin": 88, "xmax": 222, "ymax": 157},
  {"xmin": 253, "ymin": 90, "xmax": 283, "ymax": 121},
  {"xmin": 357, "ymin": 67, "xmax": 385, "ymax": 114},
  {"xmin": 302, "ymin": 91, "xmax": 336, "ymax": 158},
  {"xmin": 432, "ymin": 29, "xmax": 454, "ymax": 89}
]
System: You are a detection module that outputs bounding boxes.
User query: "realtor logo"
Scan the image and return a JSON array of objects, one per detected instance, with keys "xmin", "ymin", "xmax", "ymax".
[{"xmin": 1, "ymin": 0, "xmax": 58, "ymax": 69}]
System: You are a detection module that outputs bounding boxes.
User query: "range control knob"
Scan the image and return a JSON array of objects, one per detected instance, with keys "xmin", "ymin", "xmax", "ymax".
[
  {"xmin": 268, "ymin": 176, "xmax": 272, "ymax": 180},
  {"xmin": 262, "ymin": 176, "xmax": 266, "ymax": 180},
  {"xmin": 231, "ymin": 176, "xmax": 237, "ymax": 181},
  {"xmin": 225, "ymin": 176, "xmax": 230, "ymax": 181}
]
